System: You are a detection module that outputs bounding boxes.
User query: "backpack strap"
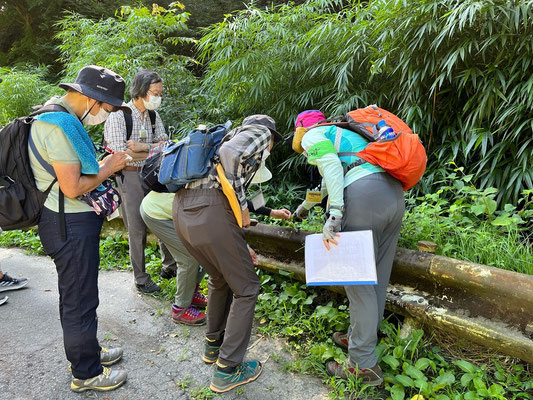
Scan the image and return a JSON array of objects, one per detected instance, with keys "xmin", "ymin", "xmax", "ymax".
[
  {"xmin": 148, "ymin": 110, "xmax": 156, "ymax": 134},
  {"xmin": 29, "ymin": 105, "xmax": 69, "ymax": 241},
  {"xmin": 124, "ymin": 112, "xmax": 133, "ymax": 141},
  {"xmin": 334, "ymin": 127, "xmax": 342, "ymax": 152},
  {"xmin": 332, "ymin": 127, "xmax": 368, "ymax": 174},
  {"xmin": 28, "ymin": 135, "xmax": 56, "ymax": 177},
  {"xmin": 31, "ymin": 104, "xmax": 69, "ymax": 117},
  {"xmin": 343, "ymin": 159, "xmax": 367, "ymax": 174},
  {"xmin": 124, "ymin": 110, "xmax": 155, "ymax": 141}
]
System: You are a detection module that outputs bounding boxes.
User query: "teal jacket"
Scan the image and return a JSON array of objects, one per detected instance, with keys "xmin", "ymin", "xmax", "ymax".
[{"xmin": 301, "ymin": 125, "xmax": 384, "ymax": 215}]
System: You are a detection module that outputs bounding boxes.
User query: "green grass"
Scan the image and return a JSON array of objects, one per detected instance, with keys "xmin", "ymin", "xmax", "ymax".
[
  {"xmin": 399, "ymin": 169, "xmax": 532, "ymax": 275},
  {"xmin": 400, "ymin": 216, "xmax": 533, "ymax": 275}
]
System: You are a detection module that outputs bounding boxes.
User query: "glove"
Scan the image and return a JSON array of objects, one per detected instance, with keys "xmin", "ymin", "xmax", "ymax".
[
  {"xmin": 322, "ymin": 213, "xmax": 342, "ymax": 241},
  {"xmin": 295, "ymin": 204, "xmax": 310, "ymax": 219}
]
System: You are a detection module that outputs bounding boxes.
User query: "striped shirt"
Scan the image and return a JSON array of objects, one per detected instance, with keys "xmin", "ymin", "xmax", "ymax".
[
  {"xmin": 186, "ymin": 124, "xmax": 271, "ymax": 210},
  {"xmin": 103, "ymin": 100, "xmax": 167, "ymax": 167}
]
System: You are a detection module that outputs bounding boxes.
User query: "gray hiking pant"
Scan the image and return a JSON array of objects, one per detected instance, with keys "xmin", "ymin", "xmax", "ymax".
[
  {"xmin": 173, "ymin": 188, "xmax": 260, "ymax": 367},
  {"xmin": 140, "ymin": 206, "xmax": 204, "ymax": 307},
  {"xmin": 117, "ymin": 170, "xmax": 175, "ymax": 285},
  {"xmin": 342, "ymin": 172, "xmax": 405, "ymax": 369}
]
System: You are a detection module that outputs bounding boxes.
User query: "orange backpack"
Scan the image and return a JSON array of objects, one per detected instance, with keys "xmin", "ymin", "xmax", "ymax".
[{"xmin": 319, "ymin": 106, "xmax": 427, "ymax": 191}]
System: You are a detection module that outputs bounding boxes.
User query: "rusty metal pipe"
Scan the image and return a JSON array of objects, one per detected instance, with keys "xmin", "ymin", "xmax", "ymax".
[{"xmin": 101, "ymin": 220, "xmax": 533, "ymax": 362}]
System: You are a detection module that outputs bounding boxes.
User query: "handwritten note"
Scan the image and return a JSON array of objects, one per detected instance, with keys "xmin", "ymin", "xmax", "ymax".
[{"xmin": 304, "ymin": 231, "xmax": 377, "ymax": 286}]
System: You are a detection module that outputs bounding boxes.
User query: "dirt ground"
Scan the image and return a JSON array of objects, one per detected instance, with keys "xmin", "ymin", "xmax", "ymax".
[{"xmin": 0, "ymin": 247, "xmax": 329, "ymax": 400}]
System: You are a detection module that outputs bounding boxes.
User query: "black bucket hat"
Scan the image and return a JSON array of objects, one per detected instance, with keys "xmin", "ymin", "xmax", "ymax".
[
  {"xmin": 242, "ymin": 114, "xmax": 283, "ymax": 142},
  {"xmin": 59, "ymin": 65, "xmax": 131, "ymax": 114}
]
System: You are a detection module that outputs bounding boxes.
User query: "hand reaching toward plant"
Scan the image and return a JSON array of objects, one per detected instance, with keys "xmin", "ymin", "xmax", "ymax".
[{"xmin": 270, "ymin": 208, "xmax": 291, "ymax": 220}]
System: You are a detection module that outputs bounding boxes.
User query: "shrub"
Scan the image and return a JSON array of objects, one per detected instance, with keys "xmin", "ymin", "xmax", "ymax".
[
  {"xmin": 0, "ymin": 65, "xmax": 59, "ymax": 127},
  {"xmin": 55, "ymin": 3, "xmax": 200, "ymax": 134},
  {"xmin": 197, "ymin": 0, "xmax": 533, "ymax": 204}
]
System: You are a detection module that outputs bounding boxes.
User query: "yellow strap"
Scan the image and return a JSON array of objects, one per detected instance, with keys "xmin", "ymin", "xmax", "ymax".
[{"xmin": 215, "ymin": 163, "xmax": 243, "ymax": 228}]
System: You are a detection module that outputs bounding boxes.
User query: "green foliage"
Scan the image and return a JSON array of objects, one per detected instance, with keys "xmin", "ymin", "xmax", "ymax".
[
  {"xmin": 0, "ymin": 0, "xmax": 64, "ymax": 67},
  {"xmin": 55, "ymin": 3, "xmax": 200, "ymax": 132},
  {"xmin": 250, "ymin": 181, "xmax": 325, "ymax": 232},
  {"xmin": 198, "ymin": 0, "xmax": 533, "ymax": 205},
  {"xmin": 0, "ymin": 65, "xmax": 58, "ymax": 126},
  {"xmin": 1, "ymin": 225, "xmax": 531, "ymax": 399},
  {"xmin": 0, "ymin": 0, "xmax": 290, "ymax": 69},
  {"xmin": 189, "ymin": 385, "xmax": 216, "ymax": 400},
  {"xmin": 0, "ymin": 229, "xmax": 44, "ymax": 254},
  {"xmin": 254, "ymin": 269, "xmax": 533, "ymax": 399},
  {"xmin": 400, "ymin": 165, "xmax": 533, "ymax": 275},
  {"xmin": 0, "ymin": 0, "xmax": 158, "ymax": 67},
  {"xmin": 99, "ymin": 235, "xmax": 131, "ymax": 270}
]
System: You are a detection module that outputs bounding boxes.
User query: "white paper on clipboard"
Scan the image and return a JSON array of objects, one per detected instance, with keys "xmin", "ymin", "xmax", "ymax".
[{"xmin": 304, "ymin": 231, "xmax": 377, "ymax": 286}]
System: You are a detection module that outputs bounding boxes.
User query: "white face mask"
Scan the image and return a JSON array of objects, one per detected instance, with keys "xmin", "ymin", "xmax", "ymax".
[
  {"xmin": 143, "ymin": 94, "xmax": 161, "ymax": 110},
  {"xmin": 251, "ymin": 161, "xmax": 272, "ymax": 184},
  {"xmin": 81, "ymin": 101, "xmax": 110, "ymax": 126},
  {"xmin": 252, "ymin": 149, "xmax": 272, "ymax": 185}
]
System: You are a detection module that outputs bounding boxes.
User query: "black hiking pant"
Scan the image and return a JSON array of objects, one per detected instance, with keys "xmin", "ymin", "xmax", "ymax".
[{"xmin": 38, "ymin": 207, "xmax": 104, "ymax": 379}]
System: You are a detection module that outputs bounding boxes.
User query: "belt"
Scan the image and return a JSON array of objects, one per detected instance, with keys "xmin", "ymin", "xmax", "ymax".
[{"xmin": 123, "ymin": 166, "xmax": 142, "ymax": 172}]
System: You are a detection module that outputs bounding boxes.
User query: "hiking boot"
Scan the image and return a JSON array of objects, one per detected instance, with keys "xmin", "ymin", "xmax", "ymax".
[
  {"xmin": 136, "ymin": 281, "xmax": 161, "ymax": 294},
  {"xmin": 101, "ymin": 347, "xmax": 123, "ymax": 366},
  {"xmin": 210, "ymin": 360, "xmax": 262, "ymax": 393},
  {"xmin": 71, "ymin": 367, "xmax": 127, "ymax": 392},
  {"xmin": 68, "ymin": 347, "xmax": 123, "ymax": 372},
  {"xmin": 202, "ymin": 337, "xmax": 223, "ymax": 364},
  {"xmin": 192, "ymin": 286, "xmax": 208, "ymax": 308},
  {"xmin": 326, "ymin": 361, "xmax": 384, "ymax": 386},
  {"xmin": 332, "ymin": 331, "xmax": 349, "ymax": 350},
  {"xmin": 160, "ymin": 267, "xmax": 176, "ymax": 280},
  {"xmin": 171, "ymin": 304, "xmax": 206, "ymax": 326},
  {"xmin": 0, "ymin": 295, "xmax": 7, "ymax": 306},
  {"xmin": 0, "ymin": 273, "xmax": 28, "ymax": 292}
]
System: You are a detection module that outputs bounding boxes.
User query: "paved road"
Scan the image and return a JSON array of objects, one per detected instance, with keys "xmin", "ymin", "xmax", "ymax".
[{"xmin": 0, "ymin": 247, "xmax": 329, "ymax": 400}]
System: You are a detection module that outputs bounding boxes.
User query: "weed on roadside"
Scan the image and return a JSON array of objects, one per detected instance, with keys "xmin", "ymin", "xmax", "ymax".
[
  {"xmin": 253, "ymin": 269, "xmax": 533, "ymax": 399},
  {"xmin": 0, "ymin": 228, "xmax": 44, "ymax": 254},
  {"xmin": 99, "ymin": 235, "xmax": 130, "ymax": 270},
  {"xmin": 175, "ymin": 376, "xmax": 193, "ymax": 390},
  {"xmin": 189, "ymin": 385, "xmax": 216, "ymax": 400}
]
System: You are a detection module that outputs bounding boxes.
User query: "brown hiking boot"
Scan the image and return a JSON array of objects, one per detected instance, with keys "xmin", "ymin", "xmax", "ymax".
[{"xmin": 326, "ymin": 361, "xmax": 384, "ymax": 386}]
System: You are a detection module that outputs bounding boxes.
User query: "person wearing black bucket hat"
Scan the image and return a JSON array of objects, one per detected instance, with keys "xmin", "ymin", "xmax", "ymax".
[
  {"xmin": 30, "ymin": 65, "xmax": 131, "ymax": 392},
  {"xmin": 58, "ymin": 65, "xmax": 132, "ymax": 116}
]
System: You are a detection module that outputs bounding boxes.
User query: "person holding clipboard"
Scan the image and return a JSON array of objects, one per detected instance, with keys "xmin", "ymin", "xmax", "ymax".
[{"xmin": 292, "ymin": 110, "xmax": 405, "ymax": 386}]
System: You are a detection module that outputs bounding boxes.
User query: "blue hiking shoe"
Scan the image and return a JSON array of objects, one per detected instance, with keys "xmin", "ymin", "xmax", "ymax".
[{"xmin": 210, "ymin": 360, "xmax": 262, "ymax": 393}]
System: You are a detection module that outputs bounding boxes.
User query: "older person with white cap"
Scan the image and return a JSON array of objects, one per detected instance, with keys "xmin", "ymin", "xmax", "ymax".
[
  {"xmin": 30, "ymin": 65, "xmax": 131, "ymax": 392},
  {"xmin": 172, "ymin": 114, "xmax": 283, "ymax": 393}
]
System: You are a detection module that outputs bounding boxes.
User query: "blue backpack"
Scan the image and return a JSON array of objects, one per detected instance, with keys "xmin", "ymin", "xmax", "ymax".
[{"xmin": 158, "ymin": 121, "xmax": 232, "ymax": 192}]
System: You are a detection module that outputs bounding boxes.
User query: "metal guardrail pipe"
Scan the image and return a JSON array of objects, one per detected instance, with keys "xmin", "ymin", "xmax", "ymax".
[{"xmin": 102, "ymin": 219, "xmax": 533, "ymax": 362}]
